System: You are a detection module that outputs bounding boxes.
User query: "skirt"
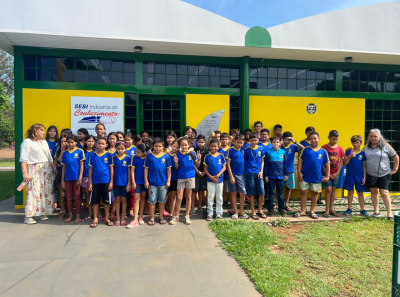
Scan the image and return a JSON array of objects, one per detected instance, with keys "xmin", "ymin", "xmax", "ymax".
[{"xmin": 25, "ymin": 162, "xmax": 54, "ymax": 218}]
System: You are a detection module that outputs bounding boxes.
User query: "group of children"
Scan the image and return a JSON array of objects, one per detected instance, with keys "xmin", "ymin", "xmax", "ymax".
[{"xmin": 45, "ymin": 121, "xmax": 369, "ymax": 228}]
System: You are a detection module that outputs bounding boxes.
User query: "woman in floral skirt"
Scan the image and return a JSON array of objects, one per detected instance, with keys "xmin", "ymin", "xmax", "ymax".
[{"xmin": 19, "ymin": 124, "xmax": 56, "ymax": 224}]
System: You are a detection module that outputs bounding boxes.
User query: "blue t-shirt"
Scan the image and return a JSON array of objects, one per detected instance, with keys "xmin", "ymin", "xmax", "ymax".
[
  {"xmin": 46, "ymin": 140, "xmax": 58, "ymax": 157},
  {"xmin": 258, "ymin": 142, "xmax": 273, "ymax": 155},
  {"xmin": 54, "ymin": 147, "xmax": 62, "ymax": 172},
  {"xmin": 176, "ymin": 151, "xmax": 198, "ymax": 179},
  {"xmin": 300, "ymin": 140, "xmax": 311, "ymax": 148},
  {"xmin": 89, "ymin": 151, "xmax": 114, "ymax": 184},
  {"xmin": 345, "ymin": 150, "xmax": 366, "ymax": 176},
  {"xmin": 168, "ymin": 153, "xmax": 179, "ymax": 181},
  {"xmin": 131, "ymin": 155, "xmax": 146, "ymax": 185},
  {"xmin": 83, "ymin": 150, "xmax": 94, "ymax": 177},
  {"xmin": 126, "ymin": 146, "xmax": 137, "ymax": 158},
  {"xmin": 299, "ymin": 147, "xmax": 330, "ymax": 183},
  {"xmin": 282, "ymin": 144, "xmax": 299, "ymax": 173},
  {"xmin": 108, "ymin": 149, "xmax": 117, "ymax": 157},
  {"xmin": 77, "ymin": 141, "xmax": 84, "ymax": 149},
  {"xmin": 218, "ymin": 147, "xmax": 229, "ymax": 179},
  {"xmin": 241, "ymin": 141, "xmax": 251, "ymax": 152},
  {"xmin": 61, "ymin": 148, "xmax": 85, "ymax": 181},
  {"xmin": 227, "ymin": 147, "xmax": 245, "ymax": 175},
  {"xmin": 113, "ymin": 155, "xmax": 131, "ymax": 186},
  {"xmin": 204, "ymin": 153, "xmax": 226, "ymax": 183},
  {"xmin": 243, "ymin": 145, "xmax": 264, "ymax": 174},
  {"xmin": 144, "ymin": 153, "xmax": 172, "ymax": 186}
]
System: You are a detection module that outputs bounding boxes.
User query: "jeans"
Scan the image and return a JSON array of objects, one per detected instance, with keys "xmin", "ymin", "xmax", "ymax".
[
  {"xmin": 148, "ymin": 185, "xmax": 167, "ymax": 204},
  {"xmin": 268, "ymin": 178, "xmax": 285, "ymax": 211},
  {"xmin": 245, "ymin": 172, "xmax": 265, "ymax": 196},
  {"xmin": 207, "ymin": 182, "xmax": 223, "ymax": 216}
]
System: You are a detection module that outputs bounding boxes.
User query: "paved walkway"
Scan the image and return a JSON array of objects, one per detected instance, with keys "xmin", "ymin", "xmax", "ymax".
[
  {"xmin": 0, "ymin": 197, "xmax": 261, "ymax": 297},
  {"xmin": 0, "ymin": 167, "xmax": 14, "ymax": 171}
]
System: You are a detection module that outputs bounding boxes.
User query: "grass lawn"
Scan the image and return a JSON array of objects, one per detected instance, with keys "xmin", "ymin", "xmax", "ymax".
[
  {"xmin": 0, "ymin": 159, "xmax": 15, "ymax": 167},
  {"xmin": 0, "ymin": 171, "xmax": 15, "ymax": 201},
  {"xmin": 209, "ymin": 217, "xmax": 393, "ymax": 297}
]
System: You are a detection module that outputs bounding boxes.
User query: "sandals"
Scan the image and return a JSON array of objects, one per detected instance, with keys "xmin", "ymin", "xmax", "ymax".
[
  {"xmin": 257, "ymin": 212, "xmax": 267, "ymax": 219},
  {"xmin": 105, "ymin": 221, "xmax": 114, "ymax": 226},
  {"xmin": 114, "ymin": 221, "xmax": 121, "ymax": 226},
  {"xmin": 64, "ymin": 217, "xmax": 73, "ymax": 223},
  {"xmin": 110, "ymin": 216, "xmax": 117, "ymax": 221},
  {"xmin": 309, "ymin": 213, "xmax": 319, "ymax": 220},
  {"xmin": 148, "ymin": 220, "xmax": 155, "ymax": 226},
  {"xmin": 323, "ymin": 213, "xmax": 330, "ymax": 218},
  {"xmin": 228, "ymin": 209, "xmax": 235, "ymax": 215},
  {"xmin": 90, "ymin": 222, "xmax": 98, "ymax": 228},
  {"xmin": 84, "ymin": 216, "xmax": 92, "ymax": 221},
  {"xmin": 251, "ymin": 214, "xmax": 259, "ymax": 220},
  {"xmin": 231, "ymin": 214, "xmax": 238, "ymax": 220},
  {"xmin": 329, "ymin": 212, "xmax": 340, "ymax": 217},
  {"xmin": 293, "ymin": 212, "xmax": 303, "ymax": 218},
  {"xmin": 121, "ymin": 221, "xmax": 127, "ymax": 226},
  {"xmin": 159, "ymin": 219, "xmax": 167, "ymax": 225},
  {"xmin": 239, "ymin": 214, "xmax": 249, "ymax": 220},
  {"xmin": 284, "ymin": 205, "xmax": 293, "ymax": 212}
]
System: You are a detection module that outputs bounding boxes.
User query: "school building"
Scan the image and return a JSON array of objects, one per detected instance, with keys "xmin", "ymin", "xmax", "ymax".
[{"xmin": 2, "ymin": 0, "xmax": 400, "ymax": 208}]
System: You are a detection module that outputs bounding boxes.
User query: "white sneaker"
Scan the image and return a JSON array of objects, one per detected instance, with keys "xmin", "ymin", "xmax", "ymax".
[
  {"xmin": 24, "ymin": 217, "xmax": 37, "ymax": 225},
  {"xmin": 372, "ymin": 212, "xmax": 382, "ymax": 217},
  {"xmin": 40, "ymin": 215, "xmax": 49, "ymax": 221},
  {"xmin": 206, "ymin": 215, "xmax": 213, "ymax": 221},
  {"xmin": 216, "ymin": 214, "xmax": 222, "ymax": 219},
  {"xmin": 169, "ymin": 216, "xmax": 179, "ymax": 225},
  {"xmin": 185, "ymin": 216, "xmax": 192, "ymax": 225}
]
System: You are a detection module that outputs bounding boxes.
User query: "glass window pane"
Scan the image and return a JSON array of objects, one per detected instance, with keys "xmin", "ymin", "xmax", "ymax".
[
  {"xmin": 360, "ymin": 81, "xmax": 368, "ymax": 92},
  {"xmin": 155, "ymin": 63, "xmax": 165, "ymax": 73},
  {"xmin": 287, "ymin": 79, "xmax": 296, "ymax": 90},
  {"xmin": 359, "ymin": 70, "xmax": 368, "ymax": 81},
  {"xmin": 125, "ymin": 106, "xmax": 136, "ymax": 117},
  {"xmin": 297, "ymin": 79, "xmax": 306, "ymax": 90},
  {"xmin": 278, "ymin": 68, "xmax": 287, "ymax": 78},
  {"xmin": 163, "ymin": 100, "xmax": 171, "ymax": 109},
  {"xmin": 166, "ymin": 63, "xmax": 176, "ymax": 74},
  {"xmin": 351, "ymin": 81, "xmax": 359, "ymax": 92},
  {"xmin": 268, "ymin": 67, "xmax": 277, "ymax": 78},
  {"xmin": 199, "ymin": 64, "xmax": 209, "ymax": 75},
  {"xmin": 144, "ymin": 121, "xmax": 152, "ymax": 130},
  {"xmin": 249, "ymin": 77, "xmax": 257, "ymax": 89},
  {"xmin": 326, "ymin": 70, "xmax": 334, "ymax": 80},
  {"xmin": 125, "ymin": 118, "xmax": 136, "ymax": 130},
  {"xmin": 230, "ymin": 97, "xmax": 240, "ymax": 108},
  {"xmin": 24, "ymin": 68, "xmax": 36, "ymax": 81},
  {"xmin": 112, "ymin": 72, "xmax": 123, "ymax": 84},
  {"xmin": 374, "ymin": 100, "xmax": 383, "ymax": 109},
  {"xmin": 172, "ymin": 110, "xmax": 180, "ymax": 118},
  {"xmin": 220, "ymin": 76, "xmax": 230, "ymax": 88},
  {"xmin": 125, "ymin": 93, "xmax": 137, "ymax": 105},
  {"xmin": 209, "ymin": 65, "xmax": 219, "ymax": 76},
  {"xmin": 393, "ymin": 101, "xmax": 400, "ymax": 110},
  {"xmin": 144, "ymin": 74, "xmax": 154, "ymax": 85},
  {"xmin": 153, "ymin": 100, "xmax": 162, "ymax": 109},
  {"xmin": 172, "ymin": 100, "xmax": 180, "ymax": 109},
  {"xmin": 88, "ymin": 71, "xmax": 99, "ymax": 83},
  {"xmin": 143, "ymin": 100, "xmax": 152, "ymax": 109},
  {"xmin": 368, "ymin": 81, "xmax": 377, "ymax": 92},
  {"xmin": 153, "ymin": 110, "xmax": 162, "ymax": 119},
  {"xmin": 177, "ymin": 75, "xmax": 187, "ymax": 86},
  {"xmin": 166, "ymin": 75, "xmax": 176, "ymax": 86},
  {"xmin": 75, "ymin": 70, "xmax": 87, "ymax": 83},
  {"xmin": 199, "ymin": 76, "xmax": 209, "ymax": 87},
  {"xmin": 307, "ymin": 80, "xmax": 316, "ymax": 90},
  {"xmin": 288, "ymin": 68, "xmax": 297, "ymax": 79},
  {"xmin": 37, "ymin": 56, "xmax": 49, "ymax": 68},
  {"xmin": 326, "ymin": 80, "xmax": 334, "ymax": 91},
  {"xmin": 306, "ymin": 69, "xmax": 316, "ymax": 79},
  {"xmin": 369, "ymin": 71, "xmax": 377, "ymax": 81},
  {"xmin": 62, "ymin": 70, "xmax": 75, "ymax": 82},
  {"xmin": 258, "ymin": 67, "xmax": 267, "ymax": 77},
  {"xmin": 50, "ymin": 57, "xmax": 63, "ymax": 69},
  {"xmin": 366, "ymin": 110, "xmax": 373, "ymax": 120},
  {"xmin": 172, "ymin": 121, "xmax": 180, "ymax": 131},
  {"xmin": 342, "ymin": 70, "xmax": 350, "ymax": 80},
  {"xmin": 316, "ymin": 80, "xmax": 325, "ymax": 90},
  {"xmin": 124, "ymin": 73, "xmax": 135, "ymax": 85},
  {"xmin": 374, "ymin": 110, "xmax": 382, "ymax": 120},
  {"xmin": 24, "ymin": 55, "xmax": 36, "ymax": 68},
  {"xmin": 88, "ymin": 59, "xmax": 100, "ymax": 70},
  {"xmin": 177, "ymin": 64, "xmax": 187, "ymax": 74},
  {"xmin": 144, "ymin": 110, "xmax": 152, "ymax": 119},
  {"xmin": 343, "ymin": 81, "xmax": 350, "ymax": 91},
  {"xmin": 376, "ymin": 82, "xmax": 384, "ymax": 92},
  {"xmin": 188, "ymin": 76, "xmax": 198, "ymax": 87},
  {"xmin": 37, "ymin": 69, "xmax": 49, "ymax": 81},
  {"xmin": 99, "ymin": 60, "xmax": 111, "ymax": 71},
  {"xmin": 231, "ymin": 65, "xmax": 239, "ymax": 76},
  {"xmin": 188, "ymin": 64, "xmax": 198, "ymax": 75},
  {"xmin": 155, "ymin": 74, "xmax": 166, "ymax": 86},
  {"xmin": 316, "ymin": 70, "xmax": 325, "ymax": 80},
  {"xmin": 124, "ymin": 61, "xmax": 135, "ymax": 72},
  {"xmin": 50, "ymin": 69, "xmax": 62, "ymax": 82},
  {"xmin": 377, "ymin": 71, "xmax": 386, "ymax": 82},
  {"xmin": 350, "ymin": 70, "xmax": 359, "ymax": 81},
  {"xmin": 76, "ymin": 58, "xmax": 88, "ymax": 70},
  {"xmin": 258, "ymin": 78, "xmax": 267, "ymax": 89},
  {"xmin": 112, "ymin": 60, "xmax": 123, "ymax": 72},
  {"xmin": 210, "ymin": 76, "xmax": 219, "ymax": 88},
  {"xmin": 163, "ymin": 110, "xmax": 172, "ymax": 120},
  {"xmin": 100, "ymin": 72, "xmax": 111, "ymax": 84},
  {"xmin": 62, "ymin": 58, "xmax": 75, "ymax": 70},
  {"xmin": 386, "ymin": 72, "xmax": 394, "ymax": 82},
  {"xmin": 268, "ymin": 78, "xmax": 277, "ymax": 89},
  {"xmin": 297, "ymin": 69, "xmax": 306, "ymax": 79},
  {"xmin": 153, "ymin": 121, "xmax": 162, "ymax": 130},
  {"xmin": 230, "ymin": 77, "xmax": 240, "ymax": 88},
  {"xmin": 277, "ymin": 79, "xmax": 286, "ymax": 89},
  {"xmin": 220, "ymin": 66, "xmax": 230, "ymax": 76},
  {"xmin": 250, "ymin": 67, "xmax": 258, "ymax": 77},
  {"xmin": 144, "ymin": 62, "xmax": 154, "ymax": 73}
]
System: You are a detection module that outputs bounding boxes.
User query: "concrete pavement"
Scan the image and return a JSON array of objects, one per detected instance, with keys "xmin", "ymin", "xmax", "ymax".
[{"xmin": 0, "ymin": 197, "xmax": 261, "ymax": 297}]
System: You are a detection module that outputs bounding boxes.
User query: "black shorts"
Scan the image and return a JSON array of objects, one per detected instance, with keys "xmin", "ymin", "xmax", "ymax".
[
  {"xmin": 193, "ymin": 175, "xmax": 207, "ymax": 192},
  {"xmin": 168, "ymin": 180, "xmax": 178, "ymax": 192},
  {"xmin": 90, "ymin": 183, "xmax": 111, "ymax": 205},
  {"xmin": 366, "ymin": 173, "xmax": 391, "ymax": 190}
]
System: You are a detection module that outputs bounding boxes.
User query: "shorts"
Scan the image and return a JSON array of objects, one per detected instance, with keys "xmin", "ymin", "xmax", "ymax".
[
  {"xmin": 299, "ymin": 180, "xmax": 322, "ymax": 193},
  {"xmin": 227, "ymin": 175, "xmax": 246, "ymax": 194},
  {"xmin": 343, "ymin": 174, "xmax": 366, "ymax": 193},
  {"xmin": 245, "ymin": 172, "xmax": 265, "ymax": 196},
  {"xmin": 193, "ymin": 175, "xmax": 207, "ymax": 192},
  {"xmin": 366, "ymin": 173, "xmax": 391, "ymax": 190},
  {"xmin": 114, "ymin": 185, "xmax": 128, "ymax": 197},
  {"xmin": 177, "ymin": 178, "xmax": 195, "ymax": 190},
  {"xmin": 284, "ymin": 173, "xmax": 295, "ymax": 189},
  {"xmin": 148, "ymin": 185, "xmax": 167, "ymax": 204},
  {"xmin": 134, "ymin": 184, "xmax": 147, "ymax": 194},
  {"xmin": 168, "ymin": 180, "xmax": 178, "ymax": 192},
  {"xmin": 82, "ymin": 176, "xmax": 89, "ymax": 188},
  {"xmin": 90, "ymin": 183, "xmax": 111, "ymax": 205},
  {"xmin": 324, "ymin": 174, "xmax": 339, "ymax": 188}
]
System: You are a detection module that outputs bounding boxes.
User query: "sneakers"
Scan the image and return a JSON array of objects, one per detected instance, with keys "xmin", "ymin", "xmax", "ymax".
[
  {"xmin": 190, "ymin": 210, "xmax": 197, "ymax": 215},
  {"xmin": 24, "ymin": 217, "xmax": 36, "ymax": 225},
  {"xmin": 184, "ymin": 216, "xmax": 192, "ymax": 225},
  {"xmin": 344, "ymin": 208, "xmax": 353, "ymax": 216},
  {"xmin": 216, "ymin": 214, "xmax": 222, "ymax": 219},
  {"xmin": 372, "ymin": 212, "xmax": 382, "ymax": 217},
  {"xmin": 126, "ymin": 221, "xmax": 139, "ymax": 229},
  {"xmin": 40, "ymin": 215, "xmax": 49, "ymax": 221},
  {"xmin": 139, "ymin": 217, "xmax": 145, "ymax": 225},
  {"xmin": 169, "ymin": 216, "xmax": 179, "ymax": 225},
  {"xmin": 388, "ymin": 217, "xmax": 394, "ymax": 222},
  {"xmin": 317, "ymin": 199, "xmax": 324, "ymax": 205},
  {"xmin": 360, "ymin": 210, "xmax": 370, "ymax": 216},
  {"xmin": 206, "ymin": 215, "xmax": 213, "ymax": 221}
]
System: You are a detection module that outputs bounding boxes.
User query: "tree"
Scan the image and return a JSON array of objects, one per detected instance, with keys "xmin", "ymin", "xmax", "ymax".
[
  {"xmin": 0, "ymin": 49, "xmax": 14, "ymax": 100},
  {"xmin": 0, "ymin": 84, "xmax": 14, "ymax": 147}
]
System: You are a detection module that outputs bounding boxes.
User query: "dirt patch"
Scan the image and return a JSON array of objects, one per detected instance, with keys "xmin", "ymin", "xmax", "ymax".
[
  {"xmin": 273, "ymin": 223, "xmax": 306, "ymax": 243},
  {"xmin": 270, "ymin": 245, "xmax": 284, "ymax": 253},
  {"xmin": 0, "ymin": 149, "xmax": 15, "ymax": 159}
]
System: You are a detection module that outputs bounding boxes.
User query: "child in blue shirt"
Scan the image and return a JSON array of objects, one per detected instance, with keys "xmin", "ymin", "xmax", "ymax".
[
  {"xmin": 193, "ymin": 135, "xmax": 208, "ymax": 212},
  {"xmin": 343, "ymin": 135, "xmax": 369, "ymax": 216},
  {"xmin": 218, "ymin": 133, "xmax": 230, "ymax": 208},
  {"xmin": 82, "ymin": 135, "xmax": 95, "ymax": 221},
  {"xmin": 89, "ymin": 137, "xmax": 114, "ymax": 228},
  {"xmin": 171, "ymin": 137, "xmax": 201, "ymax": 225},
  {"xmin": 144, "ymin": 138, "xmax": 172, "ymax": 226},
  {"xmin": 281, "ymin": 131, "xmax": 304, "ymax": 211},
  {"xmin": 204, "ymin": 139, "xmax": 226, "ymax": 220},
  {"xmin": 94, "ymin": 123, "xmax": 106, "ymax": 143},
  {"xmin": 258, "ymin": 129, "xmax": 272, "ymax": 155},
  {"xmin": 264, "ymin": 136, "xmax": 288, "ymax": 216},
  {"xmin": 61, "ymin": 135, "xmax": 85, "ymax": 224},
  {"xmin": 127, "ymin": 143, "xmax": 149, "ymax": 228},
  {"xmin": 167, "ymin": 141, "xmax": 180, "ymax": 219},
  {"xmin": 77, "ymin": 128, "xmax": 88, "ymax": 149},
  {"xmin": 242, "ymin": 129, "xmax": 252, "ymax": 152},
  {"xmin": 227, "ymin": 134, "xmax": 247, "ymax": 220},
  {"xmin": 113, "ymin": 141, "xmax": 132, "ymax": 226},
  {"xmin": 53, "ymin": 136, "xmax": 67, "ymax": 219},
  {"xmin": 296, "ymin": 132, "xmax": 330, "ymax": 219},
  {"xmin": 244, "ymin": 133, "xmax": 265, "ymax": 220},
  {"xmin": 45, "ymin": 125, "xmax": 59, "ymax": 157},
  {"xmin": 300, "ymin": 126, "xmax": 315, "ymax": 148},
  {"xmin": 125, "ymin": 132, "xmax": 137, "ymax": 158}
]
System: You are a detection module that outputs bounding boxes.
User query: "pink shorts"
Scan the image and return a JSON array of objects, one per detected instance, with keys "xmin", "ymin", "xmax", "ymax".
[{"xmin": 82, "ymin": 177, "xmax": 89, "ymax": 188}]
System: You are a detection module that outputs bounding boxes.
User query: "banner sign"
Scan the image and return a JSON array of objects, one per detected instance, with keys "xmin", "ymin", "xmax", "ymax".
[
  {"xmin": 195, "ymin": 109, "xmax": 225, "ymax": 145},
  {"xmin": 71, "ymin": 96, "xmax": 124, "ymax": 135}
]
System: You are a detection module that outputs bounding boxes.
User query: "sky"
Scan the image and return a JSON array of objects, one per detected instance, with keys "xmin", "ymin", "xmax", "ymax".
[{"xmin": 181, "ymin": 0, "xmax": 394, "ymax": 28}]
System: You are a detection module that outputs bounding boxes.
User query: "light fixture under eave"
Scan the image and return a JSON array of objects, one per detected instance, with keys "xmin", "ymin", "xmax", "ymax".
[
  {"xmin": 134, "ymin": 46, "xmax": 143, "ymax": 53},
  {"xmin": 345, "ymin": 57, "xmax": 353, "ymax": 63}
]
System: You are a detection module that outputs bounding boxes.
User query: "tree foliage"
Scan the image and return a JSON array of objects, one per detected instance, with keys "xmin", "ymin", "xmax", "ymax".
[
  {"xmin": 0, "ymin": 49, "xmax": 14, "ymax": 99},
  {"xmin": 0, "ymin": 84, "xmax": 14, "ymax": 147}
]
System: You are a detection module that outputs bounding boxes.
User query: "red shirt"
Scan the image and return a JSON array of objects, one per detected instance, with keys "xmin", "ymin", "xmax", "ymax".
[{"xmin": 321, "ymin": 144, "xmax": 344, "ymax": 175}]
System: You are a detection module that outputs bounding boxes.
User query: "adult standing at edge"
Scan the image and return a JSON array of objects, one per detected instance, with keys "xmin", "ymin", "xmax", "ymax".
[
  {"xmin": 19, "ymin": 124, "xmax": 56, "ymax": 224},
  {"xmin": 364, "ymin": 129, "xmax": 399, "ymax": 221}
]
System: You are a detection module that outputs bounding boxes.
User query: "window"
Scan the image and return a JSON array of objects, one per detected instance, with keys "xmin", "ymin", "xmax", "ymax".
[
  {"xmin": 125, "ymin": 93, "xmax": 137, "ymax": 134},
  {"xmin": 343, "ymin": 69, "xmax": 400, "ymax": 93},
  {"xmin": 23, "ymin": 55, "xmax": 135, "ymax": 84},
  {"xmin": 365, "ymin": 99, "xmax": 400, "ymax": 191},
  {"xmin": 230, "ymin": 96, "xmax": 240, "ymax": 131},
  {"xmin": 249, "ymin": 66, "xmax": 335, "ymax": 91},
  {"xmin": 143, "ymin": 62, "xmax": 240, "ymax": 88}
]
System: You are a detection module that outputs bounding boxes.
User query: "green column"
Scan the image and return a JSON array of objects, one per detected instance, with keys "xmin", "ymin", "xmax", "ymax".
[
  {"xmin": 240, "ymin": 56, "xmax": 250, "ymax": 131},
  {"xmin": 335, "ymin": 67, "xmax": 342, "ymax": 92},
  {"xmin": 14, "ymin": 48, "xmax": 23, "ymax": 206},
  {"xmin": 135, "ymin": 58, "xmax": 143, "ymax": 133}
]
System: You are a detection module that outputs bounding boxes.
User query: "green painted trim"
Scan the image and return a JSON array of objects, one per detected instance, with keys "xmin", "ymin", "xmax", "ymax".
[
  {"xmin": 14, "ymin": 47, "xmax": 23, "ymax": 206},
  {"xmin": 335, "ymin": 68, "xmax": 343, "ymax": 92},
  {"xmin": 245, "ymin": 26, "xmax": 272, "ymax": 48},
  {"xmin": 137, "ymin": 93, "xmax": 142, "ymax": 133},
  {"xmin": 135, "ymin": 57, "xmax": 143, "ymax": 87},
  {"xmin": 240, "ymin": 57, "xmax": 250, "ymax": 130}
]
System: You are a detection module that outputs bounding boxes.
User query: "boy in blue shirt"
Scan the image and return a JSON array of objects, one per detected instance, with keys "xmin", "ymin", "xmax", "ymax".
[
  {"xmin": 343, "ymin": 135, "xmax": 369, "ymax": 216},
  {"xmin": 242, "ymin": 129, "xmax": 252, "ymax": 152},
  {"xmin": 204, "ymin": 139, "xmax": 226, "ymax": 220},
  {"xmin": 227, "ymin": 134, "xmax": 247, "ymax": 220},
  {"xmin": 281, "ymin": 131, "xmax": 304, "ymax": 211},
  {"xmin": 300, "ymin": 126, "xmax": 315, "ymax": 148},
  {"xmin": 88, "ymin": 137, "xmax": 114, "ymax": 228},
  {"xmin": 218, "ymin": 133, "xmax": 230, "ymax": 207},
  {"xmin": 295, "ymin": 132, "xmax": 330, "ymax": 219},
  {"xmin": 258, "ymin": 129, "xmax": 272, "ymax": 155},
  {"xmin": 244, "ymin": 133, "xmax": 265, "ymax": 220},
  {"xmin": 264, "ymin": 136, "xmax": 288, "ymax": 216}
]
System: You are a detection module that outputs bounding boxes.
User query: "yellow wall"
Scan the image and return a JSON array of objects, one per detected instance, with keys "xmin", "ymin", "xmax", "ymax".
[
  {"xmin": 249, "ymin": 96, "xmax": 365, "ymax": 198},
  {"xmin": 186, "ymin": 94, "xmax": 230, "ymax": 134}
]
